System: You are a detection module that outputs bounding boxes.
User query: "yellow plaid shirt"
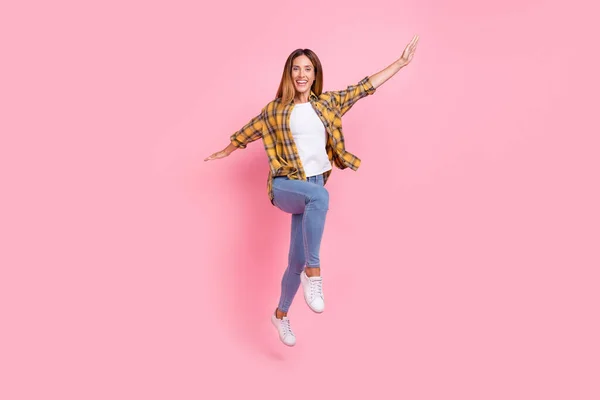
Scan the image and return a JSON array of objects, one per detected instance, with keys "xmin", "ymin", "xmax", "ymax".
[{"xmin": 230, "ymin": 76, "xmax": 376, "ymax": 203}]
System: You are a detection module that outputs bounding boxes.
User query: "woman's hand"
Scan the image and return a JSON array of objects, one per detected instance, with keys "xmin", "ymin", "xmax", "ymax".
[
  {"xmin": 399, "ymin": 35, "xmax": 419, "ymax": 66},
  {"xmin": 204, "ymin": 143, "xmax": 237, "ymax": 161},
  {"xmin": 204, "ymin": 150, "xmax": 230, "ymax": 161}
]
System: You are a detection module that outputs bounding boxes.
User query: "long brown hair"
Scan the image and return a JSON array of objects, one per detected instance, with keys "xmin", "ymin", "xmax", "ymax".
[{"xmin": 276, "ymin": 49, "xmax": 323, "ymax": 104}]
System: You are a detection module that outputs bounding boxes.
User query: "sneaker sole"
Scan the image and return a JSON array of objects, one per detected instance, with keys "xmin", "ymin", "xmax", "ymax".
[{"xmin": 303, "ymin": 292, "xmax": 324, "ymax": 313}]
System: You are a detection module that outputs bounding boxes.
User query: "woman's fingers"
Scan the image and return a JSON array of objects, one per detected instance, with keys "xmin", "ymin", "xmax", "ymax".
[
  {"xmin": 204, "ymin": 151, "xmax": 227, "ymax": 161},
  {"xmin": 407, "ymin": 35, "xmax": 419, "ymax": 54},
  {"xmin": 401, "ymin": 35, "xmax": 419, "ymax": 63}
]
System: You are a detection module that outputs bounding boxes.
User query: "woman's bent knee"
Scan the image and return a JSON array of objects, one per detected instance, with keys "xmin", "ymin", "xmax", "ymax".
[{"xmin": 307, "ymin": 187, "xmax": 329, "ymax": 210}]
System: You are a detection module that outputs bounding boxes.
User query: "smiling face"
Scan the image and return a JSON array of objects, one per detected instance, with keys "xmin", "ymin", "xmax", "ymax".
[
  {"xmin": 291, "ymin": 55, "xmax": 315, "ymax": 97},
  {"xmin": 276, "ymin": 49, "xmax": 323, "ymax": 105}
]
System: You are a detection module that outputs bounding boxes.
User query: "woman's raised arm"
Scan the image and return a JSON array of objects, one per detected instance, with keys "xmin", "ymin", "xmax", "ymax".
[{"xmin": 368, "ymin": 34, "xmax": 419, "ymax": 89}]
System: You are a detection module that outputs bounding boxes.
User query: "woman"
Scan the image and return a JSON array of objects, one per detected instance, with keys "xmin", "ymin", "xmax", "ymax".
[{"xmin": 205, "ymin": 35, "xmax": 419, "ymax": 347}]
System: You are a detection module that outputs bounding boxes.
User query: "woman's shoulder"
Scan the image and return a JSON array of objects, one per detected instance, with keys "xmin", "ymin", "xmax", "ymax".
[
  {"xmin": 318, "ymin": 91, "xmax": 335, "ymax": 100},
  {"xmin": 260, "ymin": 97, "xmax": 288, "ymax": 115},
  {"xmin": 314, "ymin": 91, "xmax": 335, "ymax": 106},
  {"xmin": 265, "ymin": 97, "xmax": 282, "ymax": 107}
]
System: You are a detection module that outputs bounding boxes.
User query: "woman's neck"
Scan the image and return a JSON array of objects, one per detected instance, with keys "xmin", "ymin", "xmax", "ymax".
[{"xmin": 294, "ymin": 92, "xmax": 310, "ymax": 104}]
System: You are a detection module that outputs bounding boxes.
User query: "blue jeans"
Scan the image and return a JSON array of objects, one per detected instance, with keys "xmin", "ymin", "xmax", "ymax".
[{"xmin": 272, "ymin": 174, "xmax": 329, "ymax": 313}]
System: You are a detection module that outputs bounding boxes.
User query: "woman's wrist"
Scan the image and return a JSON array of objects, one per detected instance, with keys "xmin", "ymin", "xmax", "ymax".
[
  {"xmin": 394, "ymin": 59, "xmax": 408, "ymax": 69},
  {"xmin": 224, "ymin": 142, "xmax": 237, "ymax": 154}
]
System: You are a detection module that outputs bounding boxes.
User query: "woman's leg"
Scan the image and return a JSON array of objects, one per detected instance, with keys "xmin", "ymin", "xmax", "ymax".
[
  {"xmin": 277, "ymin": 213, "xmax": 304, "ymax": 313},
  {"xmin": 272, "ymin": 176, "xmax": 328, "ymax": 315}
]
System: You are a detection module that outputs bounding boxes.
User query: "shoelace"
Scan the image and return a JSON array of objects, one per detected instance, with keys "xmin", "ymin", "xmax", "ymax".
[
  {"xmin": 281, "ymin": 319, "xmax": 294, "ymax": 336},
  {"xmin": 309, "ymin": 278, "xmax": 323, "ymax": 300}
]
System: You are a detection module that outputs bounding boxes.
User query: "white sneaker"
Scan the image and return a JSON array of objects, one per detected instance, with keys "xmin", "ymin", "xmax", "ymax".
[
  {"xmin": 300, "ymin": 270, "xmax": 325, "ymax": 313},
  {"xmin": 271, "ymin": 314, "xmax": 296, "ymax": 347}
]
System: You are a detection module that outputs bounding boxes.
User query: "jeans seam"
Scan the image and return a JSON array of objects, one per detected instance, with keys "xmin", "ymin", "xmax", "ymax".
[
  {"xmin": 280, "ymin": 214, "xmax": 302, "ymax": 313},
  {"xmin": 280, "ymin": 222, "xmax": 296, "ymax": 311},
  {"xmin": 302, "ymin": 210, "xmax": 310, "ymax": 269}
]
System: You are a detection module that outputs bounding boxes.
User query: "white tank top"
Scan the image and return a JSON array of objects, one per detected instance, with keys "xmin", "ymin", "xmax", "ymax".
[{"xmin": 289, "ymin": 102, "xmax": 332, "ymax": 177}]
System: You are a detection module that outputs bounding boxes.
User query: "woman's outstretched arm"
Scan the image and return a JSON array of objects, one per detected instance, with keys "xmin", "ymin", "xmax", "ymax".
[
  {"xmin": 368, "ymin": 34, "xmax": 419, "ymax": 89},
  {"xmin": 204, "ymin": 111, "xmax": 264, "ymax": 161},
  {"xmin": 330, "ymin": 35, "xmax": 419, "ymax": 116}
]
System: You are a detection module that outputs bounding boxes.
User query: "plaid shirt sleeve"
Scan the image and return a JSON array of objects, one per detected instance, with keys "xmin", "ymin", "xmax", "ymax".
[
  {"xmin": 329, "ymin": 76, "xmax": 376, "ymax": 116},
  {"xmin": 230, "ymin": 111, "xmax": 264, "ymax": 149}
]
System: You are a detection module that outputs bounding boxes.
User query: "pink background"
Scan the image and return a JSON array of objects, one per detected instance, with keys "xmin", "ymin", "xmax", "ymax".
[{"xmin": 1, "ymin": 0, "xmax": 599, "ymax": 399}]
